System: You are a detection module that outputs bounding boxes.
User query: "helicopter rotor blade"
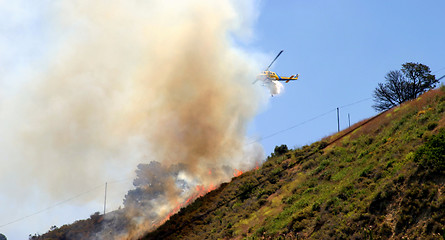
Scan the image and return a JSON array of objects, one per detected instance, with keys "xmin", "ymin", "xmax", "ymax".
[{"xmin": 265, "ymin": 50, "xmax": 283, "ymax": 71}]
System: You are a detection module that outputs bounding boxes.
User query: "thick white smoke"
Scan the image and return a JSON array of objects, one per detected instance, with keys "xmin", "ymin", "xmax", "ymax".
[{"xmin": 0, "ymin": 0, "xmax": 267, "ymax": 238}]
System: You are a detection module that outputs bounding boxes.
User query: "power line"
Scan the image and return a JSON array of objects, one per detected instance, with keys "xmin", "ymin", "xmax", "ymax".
[
  {"xmin": 0, "ymin": 184, "xmax": 104, "ymax": 229},
  {"xmin": 248, "ymin": 108, "xmax": 336, "ymax": 145},
  {"xmin": 339, "ymin": 97, "xmax": 372, "ymax": 109},
  {"xmin": 0, "ymin": 178, "xmax": 132, "ymax": 229},
  {"xmin": 433, "ymin": 66, "xmax": 445, "ymax": 74},
  {"xmin": 248, "ymin": 97, "xmax": 372, "ymax": 144}
]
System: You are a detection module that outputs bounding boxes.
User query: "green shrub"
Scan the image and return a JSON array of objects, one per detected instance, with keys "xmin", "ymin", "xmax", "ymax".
[
  {"xmin": 312, "ymin": 160, "xmax": 330, "ymax": 175},
  {"xmin": 427, "ymin": 122, "xmax": 438, "ymax": 131},
  {"xmin": 337, "ymin": 184, "xmax": 354, "ymax": 201},
  {"xmin": 318, "ymin": 141, "xmax": 329, "ymax": 150},
  {"xmin": 360, "ymin": 166, "xmax": 373, "ymax": 178},
  {"xmin": 312, "ymin": 201, "xmax": 321, "ymax": 211},
  {"xmin": 256, "ymin": 226, "xmax": 266, "ymax": 237},
  {"xmin": 302, "ymin": 159, "xmax": 317, "ymax": 170},
  {"xmin": 271, "ymin": 166, "xmax": 283, "ymax": 176},
  {"xmin": 273, "ymin": 144, "xmax": 289, "ymax": 156},
  {"xmin": 414, "ymin": 128, "xmax": 445, "ymax": 172}
]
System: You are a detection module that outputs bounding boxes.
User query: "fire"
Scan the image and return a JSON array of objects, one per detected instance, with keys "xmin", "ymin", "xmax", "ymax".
[
  {"xmin": 160, "ymin": 167, "xmax": 255, "ymax": 225},
  {"xmin": 160, "ymin": 184, "xmax": 218, "ymax": 224},
  {"xmin": 255, "ymin": 161, "xmax": 260, "ymax": 170},
  {"xmin": 233, "ymin": 169, "xmax": 243, "ymax": 177}
]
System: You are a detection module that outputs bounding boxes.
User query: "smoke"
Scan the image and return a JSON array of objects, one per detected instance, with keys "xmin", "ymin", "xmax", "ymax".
[{"xmin": 0, "ymin": 0, "xmax": 266, "ymax": 238}]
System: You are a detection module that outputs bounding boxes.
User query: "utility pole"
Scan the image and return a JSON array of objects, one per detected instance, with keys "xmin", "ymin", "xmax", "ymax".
[
  {"xmin": 104, "ymin": 182, "xmax": 107, "ymax": 215},
  {"xmin": 348, "ymin": 113, "xmax": 351, "ymax": 128},
  {"xmin": 337, "ymin": 107, "xmax": 340, "ymax": 132}
]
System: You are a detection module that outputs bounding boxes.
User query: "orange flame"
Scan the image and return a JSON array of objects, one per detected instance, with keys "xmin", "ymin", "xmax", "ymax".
[
  {"xmin": 255, "ymin": 161, "xmax": 260, "ymax": 170},
  {"xmin": 160, "ymin": 184, "xmax": 217, "ymax": 224},
  {"xmin": 233, "ymin": 169, "xmax": 243, "ymax": 177}
]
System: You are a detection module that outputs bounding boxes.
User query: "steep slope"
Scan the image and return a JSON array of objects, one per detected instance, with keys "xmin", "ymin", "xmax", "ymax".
[
  {"xmin": 31, "ymin": 88, "xmax": 445, "ymax": 239},
  {"xmin": 144, "ymin": 88, "xmax": 445, "ymax": 239}
]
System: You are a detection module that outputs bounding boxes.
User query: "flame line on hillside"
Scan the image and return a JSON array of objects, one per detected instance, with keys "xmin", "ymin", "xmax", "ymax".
[{"xmin": 147, "ymin": 106, "xmax": 389, "ymax": 239}]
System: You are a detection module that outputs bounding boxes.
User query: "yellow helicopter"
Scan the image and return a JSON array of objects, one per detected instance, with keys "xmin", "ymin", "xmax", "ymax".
[{"xmin": 254, "ymin": 50, "xmax": 299, "ymax": 84}]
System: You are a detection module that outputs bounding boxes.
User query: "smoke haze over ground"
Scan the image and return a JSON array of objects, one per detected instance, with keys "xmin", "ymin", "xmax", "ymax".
[{"xmin": 0, "ymin": 0, "xmax": 267, "ymax": 238}]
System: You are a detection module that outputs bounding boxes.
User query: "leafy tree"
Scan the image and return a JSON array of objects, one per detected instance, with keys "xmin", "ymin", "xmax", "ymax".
[
  {"xmin": 123, "ymin": 162, "xmax": 168, "ymax": 209},
  {"xmin": 123, "ymin": 161, "xmax": 187, "ymax": 210},
  {"xmin": 0, "ymin": 233, "xmax": 6, "ymax": 240},
  {"xmin": 273, "ymin": 144, "xmax": 288, "ymax": 156},
  {"xmin": 373, "ymin": 62, "xmax": 438, "ymax": 111}
]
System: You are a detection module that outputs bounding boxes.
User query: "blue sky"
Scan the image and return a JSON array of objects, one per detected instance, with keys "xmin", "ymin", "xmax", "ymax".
[
  {"xmin": 1, "ymin": 1, "xmax": 445, "ymax": 239},
  {"xmin": 249, "ymin": 0, "xmax": 445, "ymax": 155}
]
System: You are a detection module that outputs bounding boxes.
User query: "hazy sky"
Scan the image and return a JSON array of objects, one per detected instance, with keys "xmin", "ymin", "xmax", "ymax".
[{"xmin": 1, "ymin": 1, "xmax": 445, "ymax": 239}]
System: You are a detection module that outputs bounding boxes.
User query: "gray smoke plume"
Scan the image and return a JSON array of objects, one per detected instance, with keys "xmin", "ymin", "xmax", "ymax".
[{"xmin": 0, "ymin": 0, "xmax": 266, "ymax": 238}]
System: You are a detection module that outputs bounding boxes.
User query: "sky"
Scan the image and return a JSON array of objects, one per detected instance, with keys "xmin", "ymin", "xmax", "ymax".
[
  {"xmin": 249, "ymin": 1, "xmax": 445, "ymax": 154},
  {"xmin": 1, "ymin": 1, "xmax": 445, "ymax": 239}
]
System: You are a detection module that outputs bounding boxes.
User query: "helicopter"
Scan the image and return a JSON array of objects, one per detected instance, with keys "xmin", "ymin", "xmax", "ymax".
[{"xmin": 253, "ymin": 50, "xmax": 299, "ymax": 84}]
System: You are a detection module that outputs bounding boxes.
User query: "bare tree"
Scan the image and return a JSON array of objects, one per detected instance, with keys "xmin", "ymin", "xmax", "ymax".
[{"xmin": 373, "ymin": 63, "xmax": 438, "ymax": 111}]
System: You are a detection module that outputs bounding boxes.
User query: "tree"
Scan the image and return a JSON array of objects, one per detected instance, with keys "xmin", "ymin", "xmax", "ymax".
[
  {"xmin": 372, "ymin": 62, "xmax": 438, "ymax": 111},
  {"xmin": 273, "ymin": 144, "xmax": 288, "ymax": 156},
  {"xmin": 123, "ymin": 162, "xmax": 168, "ymax": 209},
  {"xmin": 123, "ymin": 161, "xmax": 187, "ymax": 210}
]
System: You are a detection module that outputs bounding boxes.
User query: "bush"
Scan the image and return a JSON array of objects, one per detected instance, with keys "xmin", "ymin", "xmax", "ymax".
[
  {"xmin": 274, "ymin": 144, "xmax": 289, "ymax": 156},
  {"xmin": 318, "ymin": 141, "xmax": 329, "ymax": 150},
  {"xmin": 427, "ymin": 122, "xmax": 438, "ymax": 131},
  {"xmin": 414, "ymin": 128, "xmax": 445, "ymax": 172}
]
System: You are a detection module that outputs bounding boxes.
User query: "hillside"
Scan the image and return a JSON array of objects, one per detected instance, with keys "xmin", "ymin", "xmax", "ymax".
[
  {"xmin": 32, "ymin": 88, "xmax": 445, "ymax": 239},
  {"xmin": 144, "ymin": 88, "xmax": 445, "ymax": 239}
]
